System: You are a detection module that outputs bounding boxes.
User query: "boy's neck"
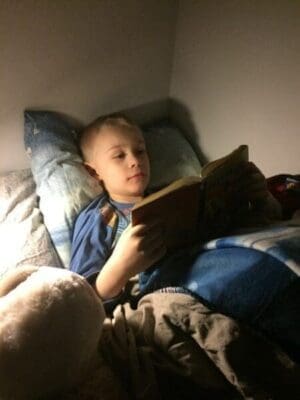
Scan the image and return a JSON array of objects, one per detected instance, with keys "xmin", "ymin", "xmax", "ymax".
[{"xmin": 109, "ymin": 194, "xmax": 144, "ymax": 204}]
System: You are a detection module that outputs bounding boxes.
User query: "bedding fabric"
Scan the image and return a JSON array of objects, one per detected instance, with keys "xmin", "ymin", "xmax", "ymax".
[
  {"xmin": 142, "ymin": 120, "xmax": 202, "ymax": 190},
  {"xmin": 138, "ymin": 218, "xmax": 300, "ymax": 362},
  {"xmin": 0, "ymin": 169, "xmax": 61, "ymax": 278},
  {"xmin": 64, "ymin": 292, "xmax": 300, "ymax": 400},
  {"xmin": 202, "ymin": 220, "xmax": 300, "ymax": 361},
  {"xmin": 24, "ymin": 111, "xmax": 102, "ymax": 268}
]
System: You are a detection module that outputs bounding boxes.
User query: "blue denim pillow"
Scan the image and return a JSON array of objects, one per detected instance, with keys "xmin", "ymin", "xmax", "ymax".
[{"xmin": 24, "ymin": 111, "xmax": 102, "ymax": 268}]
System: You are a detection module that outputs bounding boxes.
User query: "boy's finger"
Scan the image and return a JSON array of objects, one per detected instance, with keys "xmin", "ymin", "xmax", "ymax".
[
  {"xmin": 144, "ymin": 229, "xmax": 165, "ymax": 247},
  {"xmin": 137, "ymin": 227, "xmax": 165, "ymax": 251},
  {"xmin": 133, "ymin": 219, "xmax": 164, "ymax": 235}
]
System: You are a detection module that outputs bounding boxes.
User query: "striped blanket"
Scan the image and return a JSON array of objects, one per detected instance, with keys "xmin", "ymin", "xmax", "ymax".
[{"xmin": 203, "ymin": 217, "xmax": 300, "ymax": 277}]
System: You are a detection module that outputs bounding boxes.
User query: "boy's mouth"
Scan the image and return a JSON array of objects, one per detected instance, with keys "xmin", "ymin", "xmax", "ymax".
[{"xmin": 128, "ymin": 172, "xmax": 146, "ymax": 180}]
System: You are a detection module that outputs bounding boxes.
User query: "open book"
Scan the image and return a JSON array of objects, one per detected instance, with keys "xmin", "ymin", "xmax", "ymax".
[{"xmin": 131, "ymin": 145, "xmax": 249, "ymax": 251}]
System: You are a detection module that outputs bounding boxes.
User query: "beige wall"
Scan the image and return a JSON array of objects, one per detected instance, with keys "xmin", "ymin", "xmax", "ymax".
[
  {"xmin": 0, "ymin": 0, "xmax": 177, "ymax": 172},
  {"xmin": 1, "ymin": 0, "xmax": 299, "ymax": 176},
  {"xmin": 170, "ymin": 0, "xmax": 300, "ymax": 176}
]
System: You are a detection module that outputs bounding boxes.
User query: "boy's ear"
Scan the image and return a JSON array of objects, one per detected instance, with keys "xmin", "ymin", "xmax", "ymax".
[{"xmin": 83, "ymin": 162, "xmax": 100, "ymax": 180}]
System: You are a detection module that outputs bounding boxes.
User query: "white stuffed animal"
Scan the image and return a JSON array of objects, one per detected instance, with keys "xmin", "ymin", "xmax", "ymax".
[{"xmin": 0, "ymin": 266, "xmax": 105, "ymax": 400}]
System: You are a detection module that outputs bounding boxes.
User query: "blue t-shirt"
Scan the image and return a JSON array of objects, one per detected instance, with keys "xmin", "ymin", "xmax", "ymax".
[{"xmin": 70, "ymin": 193, "xmax": 133, "ymax": 283}]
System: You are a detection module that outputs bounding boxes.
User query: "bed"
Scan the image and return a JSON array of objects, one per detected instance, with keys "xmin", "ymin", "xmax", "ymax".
[{"xmin": 0, "ymin": 110, "xmax": 299, "ymax": 399}]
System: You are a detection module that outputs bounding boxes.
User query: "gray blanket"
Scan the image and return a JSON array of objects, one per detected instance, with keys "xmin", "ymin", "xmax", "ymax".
[{"xmin": 65, "ymin": 292, "xmax": 300, "ymax": 400}]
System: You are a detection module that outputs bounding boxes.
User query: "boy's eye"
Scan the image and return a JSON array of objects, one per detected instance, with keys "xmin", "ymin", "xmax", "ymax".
[
  {"xmin": 136, "ymin": 148, "xmax": 146, "ymax": 155},
  {"xmin": 113, "ymin": 153, "xmax": 125, "ymax": 159}
]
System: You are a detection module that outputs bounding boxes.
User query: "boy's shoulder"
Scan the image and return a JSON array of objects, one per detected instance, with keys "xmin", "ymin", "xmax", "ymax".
[
  {"xmin": 75, "ymin": 193, "xmax": 108, "ymax": 224},
  {"xmin": 76, "ymin": 193, "xmax": 121, "ymax": 229}
]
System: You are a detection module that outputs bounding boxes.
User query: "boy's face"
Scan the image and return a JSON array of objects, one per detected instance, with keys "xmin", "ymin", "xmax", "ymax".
[{"xmin": 86, "ymin": 126, "xmax": 150, "ymax": 203}]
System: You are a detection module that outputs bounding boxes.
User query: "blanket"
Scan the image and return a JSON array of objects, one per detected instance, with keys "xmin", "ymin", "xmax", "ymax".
[
  {"xmin": 136, "ymin": 217, "xmax": 300, "ymax": 363},
  {"xmin": 199, "ymin": 217, "xmax": 300, "ymax": 362},
  {"xmin": 64, "ymin": 292, "xmax": 300, "ymax": 400},
  {"xmin": 203, "ymin": 217, "xmax": 300, "ymax": 276},
  {"xmin": 63, "ymin": 219, "xmax": 300, "ymax": 399}
]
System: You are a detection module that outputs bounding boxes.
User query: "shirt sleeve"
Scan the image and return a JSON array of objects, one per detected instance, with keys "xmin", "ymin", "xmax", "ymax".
[{"xmin": 70, "ymin": 197, "xmax": 115, "ymax": 280}]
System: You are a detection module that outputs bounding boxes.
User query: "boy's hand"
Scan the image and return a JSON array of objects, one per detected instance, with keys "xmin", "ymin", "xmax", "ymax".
[
  {"xmin": 238, "ymin": 162, "xmax": 282, "ymax": 220},
  {"xmin": 95, "ymin": 221, "xmax": 166, "ymax": 299},
  {"xmin": 111, "ymin": 221, "xmax": 166, "ymax": 276}
]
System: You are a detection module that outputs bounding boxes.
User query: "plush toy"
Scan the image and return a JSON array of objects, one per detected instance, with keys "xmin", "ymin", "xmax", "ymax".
[{"xmin": 0, "ymin": 266, "xmax": 105, "ymax": 400}]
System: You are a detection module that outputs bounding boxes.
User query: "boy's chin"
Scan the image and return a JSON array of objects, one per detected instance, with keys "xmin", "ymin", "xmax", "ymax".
[
  {"xmin": 129, "ymin": 184, "xmax": 147, "ymax": 197},
  {"xmin": 130, "ymin": 191, "xmax": 145, "ymax": 200}
]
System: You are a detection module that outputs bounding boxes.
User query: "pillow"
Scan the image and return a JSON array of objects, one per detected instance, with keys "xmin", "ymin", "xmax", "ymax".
[
  {"xmin": 142, "ymin": 120, "xmax": 202, "ymax": 191},
  {"xmin": 0, "ymin": 169, "xmax": 61, "ymax": 279},
  {"xmin": 24, "ymin": 111, "xmax": 102, "ymax": 268}
]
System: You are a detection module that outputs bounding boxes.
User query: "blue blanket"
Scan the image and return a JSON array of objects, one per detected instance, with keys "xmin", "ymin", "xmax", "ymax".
[
  {"xmin": 140, "ymin": 217, "xmax": 300, "ymax": 361},
  {"xmin": 203, "ymin": 218, "xmax": 300, "ymax": 277},
  {"xmin": 200, "ymin": 218, "xmax": 300, "ymax": 361}
]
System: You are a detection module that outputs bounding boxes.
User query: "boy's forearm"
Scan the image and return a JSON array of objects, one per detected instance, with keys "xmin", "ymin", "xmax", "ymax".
[{"xmin": 94, "ymin": 259, "xmax": 130, "ymax": 300}]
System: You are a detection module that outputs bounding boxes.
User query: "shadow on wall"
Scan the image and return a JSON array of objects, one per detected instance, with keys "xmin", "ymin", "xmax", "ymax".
[
  {"xmin": 168, "ymin": 98, "xmax": 208, "ymax": 166},
  {"xmin": 120, "ymin": 98, "xmax": 170, "ymax": 126},
  {"xmin": 120, "ymin": 98, "xmax": 209, "ymax": 166}
]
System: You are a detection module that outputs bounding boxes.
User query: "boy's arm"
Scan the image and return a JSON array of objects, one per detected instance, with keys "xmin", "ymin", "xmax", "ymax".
[
  {"xmin": 70, "ymin": 198, "xmax": 114, "ymax": 283},
  {"xmin": 95, "ymin": 221, "xmax": 166, "ymax": 300},
  {"xmin": 70, "ymin": 200, "xmax": 166, "ymax": 302}
]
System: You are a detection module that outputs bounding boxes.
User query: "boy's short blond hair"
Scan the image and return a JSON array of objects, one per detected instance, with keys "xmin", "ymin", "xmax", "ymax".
[{"xmin": 79, "ymin": 113, "xmax": 141, "ymax": 162}]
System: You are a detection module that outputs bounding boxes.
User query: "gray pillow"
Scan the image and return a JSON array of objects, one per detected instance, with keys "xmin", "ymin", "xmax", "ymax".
[
  {"xmin": 143, "ymin": 120, "xmax": 202, "ymax": 191},
  {"xmin": 0, "ymin": 169, "xmax": 61, "ymax": 279}
]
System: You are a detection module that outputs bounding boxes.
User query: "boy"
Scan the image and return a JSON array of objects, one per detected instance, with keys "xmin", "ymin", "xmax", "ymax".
[
  {"xmin": 70, "ymin": 114, "xmax": 167, "ymax": 304},
  {"xmin": 70, "ymin": 114, "xmax": 291, "ymax": 321}
]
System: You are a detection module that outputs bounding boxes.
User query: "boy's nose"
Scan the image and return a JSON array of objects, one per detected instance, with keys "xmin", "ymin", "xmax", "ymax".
[{"xmin": 128, "ymin": 154, "xmax": 140, "ymax": 167}]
